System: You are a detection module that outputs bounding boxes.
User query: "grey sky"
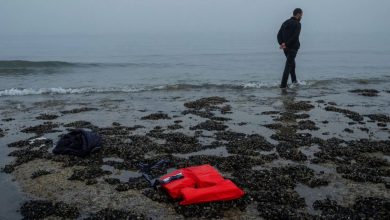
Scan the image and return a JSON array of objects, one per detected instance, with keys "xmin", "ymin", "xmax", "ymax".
[{"xmin": 1, "ymin": 0, "xmax": 389, "ymax": 35}]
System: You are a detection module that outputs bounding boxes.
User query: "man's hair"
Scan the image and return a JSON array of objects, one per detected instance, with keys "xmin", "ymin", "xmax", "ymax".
[{"xmin": 293, "ymin": 8, "xmax": 303, "ymax": 16}]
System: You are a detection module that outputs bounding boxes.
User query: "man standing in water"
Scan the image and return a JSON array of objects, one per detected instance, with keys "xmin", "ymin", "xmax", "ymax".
[{"xmin": 277, "ymin": 8, "xmax": 303, "ymax": 89}]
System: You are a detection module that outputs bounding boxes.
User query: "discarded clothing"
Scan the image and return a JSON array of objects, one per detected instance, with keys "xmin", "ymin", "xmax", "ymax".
[
  {"xmin": 53, "ymin": 129, "xmax": 102, "ymax": 157},
  {"xmin": 159, "ymin": 164, "xmax": 244, "ymax": 205}
]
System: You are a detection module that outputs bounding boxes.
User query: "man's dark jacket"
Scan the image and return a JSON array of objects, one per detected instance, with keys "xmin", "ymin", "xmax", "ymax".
[{"xmin": 277, "ymin": 17, "xmax": 301, "ymax": 50}]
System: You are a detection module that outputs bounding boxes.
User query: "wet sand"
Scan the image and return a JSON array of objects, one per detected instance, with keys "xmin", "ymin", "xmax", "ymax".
[{"xmin": 1, "ymin": 87, "xmax": 390, "ymax": 219}]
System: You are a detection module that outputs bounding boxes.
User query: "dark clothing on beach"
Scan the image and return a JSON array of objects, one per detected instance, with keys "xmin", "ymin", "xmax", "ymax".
[
  {"xmin": 278, "ymin": 17, "xmax": 301, "ymax": 88},
  {"xmin": 53, "ymin": 129, "xmax": 102, "ymax": 157}
]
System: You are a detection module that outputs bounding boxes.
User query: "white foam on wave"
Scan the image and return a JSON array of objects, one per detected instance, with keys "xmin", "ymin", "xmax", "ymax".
[
  {"xmin": 0, "ymin": 87, "xmax": 143, "ymax": 96},
  {"xmin": 0, "ymin": 81, "xmax": 313, "ymax": 97},
  {"xmin": 241, "ymin": 82, "xmax": 280, "ymax": 88}
]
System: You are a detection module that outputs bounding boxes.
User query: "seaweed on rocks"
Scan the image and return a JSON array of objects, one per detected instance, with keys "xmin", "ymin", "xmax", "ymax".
[
  {"xmin": 142, "ymin": 188, "xmax": 173, "ymax": 203},
  {"xmin": 232, "ymin": 166, "xmax": 318, "ymax": 219},
  {"xmin": 184, "ymin": 97, "xmax": 228, "ymax": 110},
  {"xmin": 31, "ymin": 170, "xmax": 52, "ymax": 179},
  {"xmin": 220, "ymin": 104, "xmax": 232, "ymax": 114},
  {"xmin": 275, "ymin": 112, "xmax": 310, "ymax": 122},
  {"xmin": 190, "ymin": 120, "xmax": 228, "ymax": 131},
  {"xmin": 336, "ymin": 165, "xmax": 386, "ymax": 183},
  {"xmin": 285, "ymin": 101, "xmax": 314, "ymax": 112},
  {"xmin": 148, "ymin": 131, "xmax": 202, "ymax": 154},
  {"xmin": 185, "ymin": 155, "xmax": 266, "ymax": 172},
  {"xmin": 261, "ymin": 111, "xmax": 280, "ymax": 115},
  {"xmin": 104, "ymin": 178, "xmax": 121, "ymax": 185},
  {"xmin": 61, "ymin": 107, "xmax": 98, "ymax": 114},
  {"xmin": 313, "ymin": 199, "xmax": 354, "ymax": 219},
  {"xmin": 68, "ymin": 166, "xmax": 112, "ymax": 182},
  {"xmin": 324, "ymin": 106, "xmax": 364, "ymax": 121},
  {"xmin": 5, "ymin": 142, "xmax": 52, "ymax": 173},
  {"xmin": 349, "ymin": 89, "xmax": 379, "ymax": 97},
  {"xmin": 98, "ymin": 125, "xmax": 142, "ymax": 136},
  {"xmin": 115, "ymin": 177, "xmax": 150, "ymax": 191},
  {"xmin": 21, "ymin": 122, "xmax": 60, "ymax": 135},
  {"xmin": 63, "ymin": 120, "xmax": 99, "ymax": 131},
  {"xmin": 20, "ymin": 200, "xmax": 79, "ymax": 220},
  {"xmin": 313, "ymin": 197, "xmax": 390, "ymax": 219},
  {"xmin": 36, "ymin": 114, "xmax": 59, "ymax": 120},
  {"xmin": 8, "ymin": 137, "xmax": 53, "ymax": 148},
  {"xmin": 210, "ymin": 116, "xmax": 231, "ymax": 121},
  {"xmin": 167, "ymin": 124, "xmax": 183, "ymax": 130},
  {"xmin": 344, "ymin": 128, "xmax": 354, "ymax": 133},
  {"xmin": 181, "ymin": 109, "xmax": 214, "ymax": 118},
  {"xmin": 305, "ymin": 178, "xmax": 330, "ymax": 188},
  {"xmin": 297, "ymin": 120, "xmax": 319, "ymax": 130},
  {"xmin": 0, "ymin": 128, "xmax": 4, "ymax": 137},
  {"xmin": 366, "ymin": 114, "xmax": 390, "ymax": 123},
  {"xmin": 264, "ymin": 123, "xmax": 284, "ymax": 130},
  {"xmin": 227, "ymin": 134, "xmax": 274, "ymax": 155},
  {"xmin": 2, "ymin": 117, "xmax": 15, "ymax": 121},
  {"xmin": 352, "ymin": 197, "xmax": 390, "ymax": 219},
  {"xmin": 276, "ymin": 144, "xmax": 308, "ymax": 161},
  {"xmin": 85, "ymin": 208, "xmax": 146, "ymax": 220},
  {"xmin": 141, "ymin": 113, "xmax": 171, "ymax": 120},
  {"xmin": 215, "ymin": 131, "xmax": 246, "ymax": 141},
  {"xmin": 271, "ymin": 131, "xmax": 318, "ymax": 147},
  {"xmin": 174, "ymin": 196, "xmax": 250, "ymax": 219}
]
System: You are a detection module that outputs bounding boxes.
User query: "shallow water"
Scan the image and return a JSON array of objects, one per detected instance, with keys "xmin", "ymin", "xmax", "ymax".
[{"xmin": 1, "ymin": 33, "xmax": 390, "ymax": 218}]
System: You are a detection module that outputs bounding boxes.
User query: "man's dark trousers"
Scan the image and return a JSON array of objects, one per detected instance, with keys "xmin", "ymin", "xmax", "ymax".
[{"xmin": 281, "ymin": 48, "xmax": 297, "ymax": 88}]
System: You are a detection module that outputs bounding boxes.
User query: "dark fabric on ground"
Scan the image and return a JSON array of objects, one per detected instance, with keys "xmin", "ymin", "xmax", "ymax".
[{"xmin": 53, "ymin": 129, "xmax": 102, "ymax": 157}]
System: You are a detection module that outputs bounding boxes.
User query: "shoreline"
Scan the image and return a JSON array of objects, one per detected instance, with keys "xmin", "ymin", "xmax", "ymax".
[{"xmin": 1, "ymin": 88, "xmax": 390, "ymax": 219}]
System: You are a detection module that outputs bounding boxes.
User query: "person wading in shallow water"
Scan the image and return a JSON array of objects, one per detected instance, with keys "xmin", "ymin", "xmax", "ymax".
[{"xmin": 277, "ymin": 8, "xmax": 303, "ymax": 89}]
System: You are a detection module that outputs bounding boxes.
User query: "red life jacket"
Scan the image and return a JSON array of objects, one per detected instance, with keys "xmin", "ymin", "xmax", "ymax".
[{"xmin": 159, "ymin": 164, "xmax": 244, "ymax": 205}]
